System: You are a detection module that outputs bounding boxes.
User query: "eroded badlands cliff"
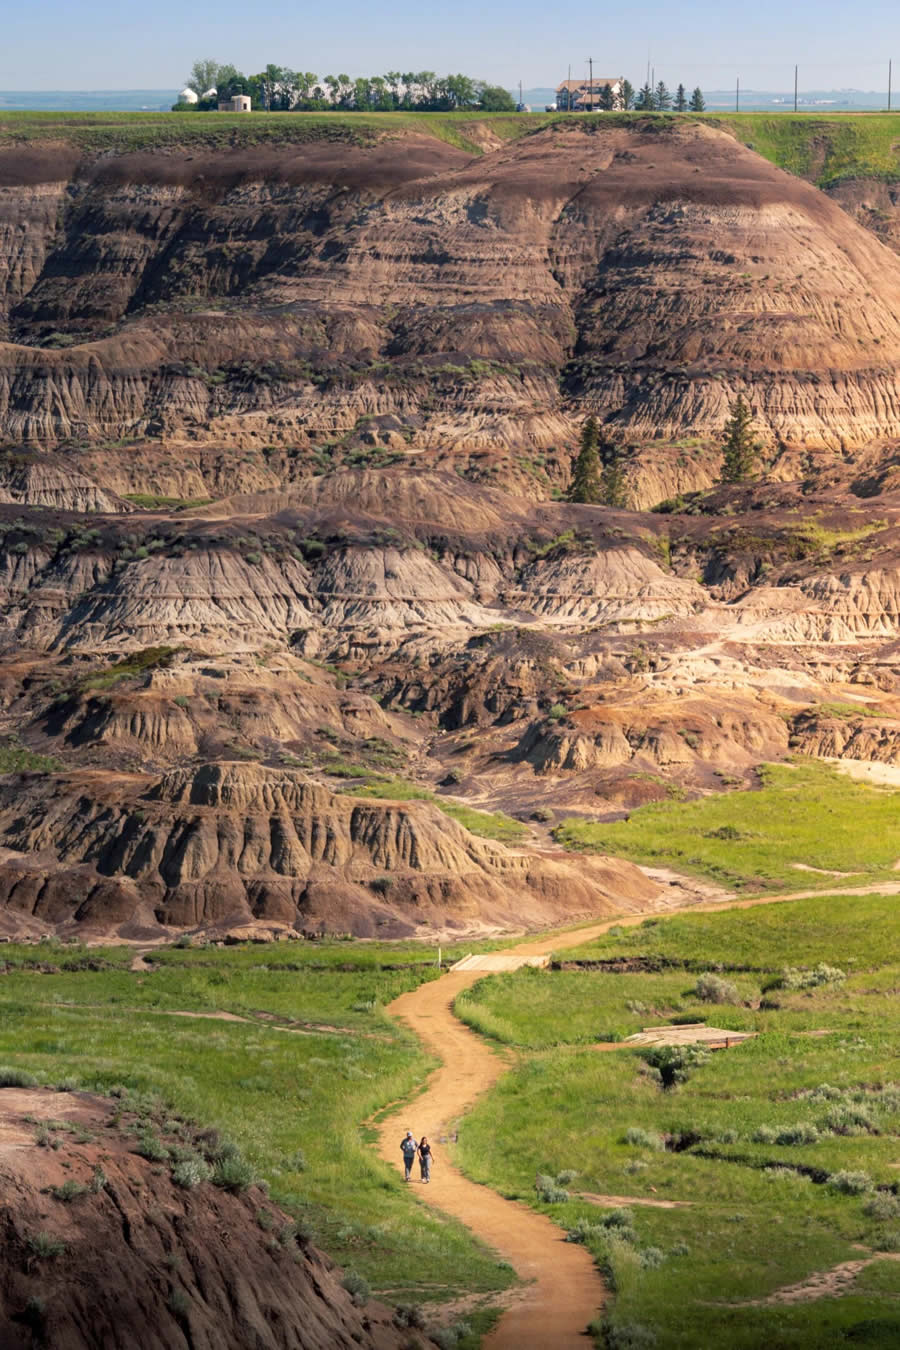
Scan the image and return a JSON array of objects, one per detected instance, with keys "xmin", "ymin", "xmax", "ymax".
[
  {"xmin": 4, "ymin": 119, "xmax": 900, "ymax": 460},
  {"xmin": 0, "ymin": 117, "xmax": 898, "ymax": 938}
]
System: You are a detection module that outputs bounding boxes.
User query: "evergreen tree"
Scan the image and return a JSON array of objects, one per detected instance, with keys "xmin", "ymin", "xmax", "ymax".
[
  {"xmin": 601, "ymin": 443, "xmax": 629, "ymax": 508},
  {"xmin": 654, "ymin": 80, "xmax": 672, "ymax": 110},
  {"xmin": 621, "ymin": 79, "xmax": 635, "ymax": 109},
  {"xmin": 689, "ymin": 87, "xmax": 706, "ymax": 112},
  {"xmin": 719, "ymin": 395, "xmax": 758, "ymax": 483},
  {"xmin": 674, "ymin": 83, "xmax": 687, "ymax": 112},
  {"xmin": 599, "ymin": 82, "xmax": 615, "ymax": 111},
  {"xmin": 570, "ymin": 417, "xmax": 603, "ymax": 503},
  {"xmin": 635, "ymin": 82, "xmax": 654, "ymax": 111}
]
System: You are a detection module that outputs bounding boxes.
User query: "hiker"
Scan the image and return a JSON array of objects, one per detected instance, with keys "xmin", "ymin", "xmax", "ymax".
[
  {"xmin": 400, "ymin": 1130, "xmax": 418, "ymax": 1181},
  {"xmin": 418, "ymin": 1135, "xmax": 433, "ymax": 1184}
]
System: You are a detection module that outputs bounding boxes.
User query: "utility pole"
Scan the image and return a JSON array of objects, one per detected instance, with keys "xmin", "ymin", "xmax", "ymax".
[
  {"xmin": 890, "ymin": 60, "xmax": 893, "ymax": 112},
  {"xmin": 519, "ymin": 79, "xmax": 523, "ymax": 108},
  {"xmin": 736, "ymin": 76, "xmax": 740, "ymax": 113},
  {"xmin": 588, "ymin": 56, "xmax": 593, "ymax": 108},
  {"xmin": 794, "ymin": 65, "xmax": 798, "ymax": 113},
  {"xmin": 567, "ymin": 63, "xmax": 571, "ymax": 111}
]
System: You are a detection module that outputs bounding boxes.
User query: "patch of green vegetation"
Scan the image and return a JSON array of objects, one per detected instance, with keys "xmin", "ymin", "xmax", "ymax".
[
  {"xmin": 455, "ymin": 892, "xmax": 900, "ymax": 1349},
  {"xmin": 710, "ymin": 112, "xmax": 900, "ymax": 187},
  {"xmin": 554, "ymin": 759, "xmax": 900, "ymax": 890},
  {"xmin": 124, "ymin": 494, "xmax": 215, "ymax": 511},
  {"xmin": 347, "ymin": 775, "xmax": 527, "ymax": 843},
  {"xmin": 0, "ymin": 944, "xmax": 514, "ymax": 1303},
  {"xmin": 0, "ymin": 738, "xmax": 62, "ymax": 774},
  {"xmin": 0, "ymin": 108, "xmax": 554, "ymax": 156},
  {"xmin": 812, "ymin": 701, "xmax": 883, "ymax": 720},
  {"xmin": 78, "ymin": 646, "xmax": 178, "ymax": 692}
]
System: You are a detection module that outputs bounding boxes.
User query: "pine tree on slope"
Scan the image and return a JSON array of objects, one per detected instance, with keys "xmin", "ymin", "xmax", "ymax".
[{"xmin": 570, "ymin": 417, "xmax": 603, "ymax": 502}]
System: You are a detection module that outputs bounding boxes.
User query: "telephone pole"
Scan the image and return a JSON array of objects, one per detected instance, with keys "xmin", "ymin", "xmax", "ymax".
[
  {"xmin": 588, "ymin": 56, "xmax": 593, "ymax": 108},
  {"xmin": 794, "ymin": 65, "xmax": 798, "ymax": 113},
  {"xmin": 890, "ymin": 59, "xmax": 893, "ymax": 112},
  {"xmin": 736, "ymin": 76, "xmax": 740, "ymax": 113}
]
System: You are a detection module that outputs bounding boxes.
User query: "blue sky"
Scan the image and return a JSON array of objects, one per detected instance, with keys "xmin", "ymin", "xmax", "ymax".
[{"xmin": 3, "ymin": 0, "xmax": 899, "ymax": 91}]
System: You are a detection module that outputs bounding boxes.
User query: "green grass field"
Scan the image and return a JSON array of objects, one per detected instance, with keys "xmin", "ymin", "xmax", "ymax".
[
  {"xmin": 0, "ymin": 939, "xmax": 514, "ymax": 1321},
  {"xmin": 2, "ymin": 108, "xmax": 900, "ymax": 184},
  {"xmin": 454, "ymin": 892, "xmax": 900, "ymax": 1348},
  {"xmin": 345, "ymin": 774, "xmax": 528, "ymax": 843},
  {"xmin": 555, "ymin": 759, "xmax": 900, "ymax": 891}
]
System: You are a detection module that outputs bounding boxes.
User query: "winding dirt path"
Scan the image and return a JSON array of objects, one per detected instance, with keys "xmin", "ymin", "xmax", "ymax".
[{"xmin": 375, "ymin": 879, "xmax": 900, "ymax": 1347}]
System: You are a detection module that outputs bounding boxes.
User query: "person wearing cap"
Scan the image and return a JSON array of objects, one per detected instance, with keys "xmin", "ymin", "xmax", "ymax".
[{"xmin": 400, "ymin": 1130, "xmax": 418, "ymax": 1181}]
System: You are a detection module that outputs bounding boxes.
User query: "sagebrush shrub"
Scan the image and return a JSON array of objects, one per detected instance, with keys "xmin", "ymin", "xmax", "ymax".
[
  {"xmin": 829, "ymin": 1170, "xmax": 872, "ymax": 1194},
  {"xmin": 821, "ymin": 1103, "xmax": 875, "ymax": 1136},
  {"xmin": 693, "ymin": 972, "xmax": 739, "ymax": 1004},
  {"xmin": 172, "ymin": 1157, "xmax": 212, "ymax": 1189},
  {"xmin": 625, "ymin": 1127, "xmax": 664, "ymax": 1150},
  {"xmin": 213, "ymin": 1155, "xmax": 255, "ymax": 1193},
  {"xmin": 341, "ymin": 1271, "xmax": 370, "ymax": 1307},
  {"xmin": 780, "ymin": 963, "xmax": 845, "ymax": 990},
  {"xmin": 640, "ymin": 1246, "xmax": 665, "ymax": 1269},
  {"xmin": 775, "ymin": 1122, "xmax": 819, "ymax": 1146},
  {"xmin": 864, "ymin": 1192, "xmax": 900, "ymax": 1222},
  {"xmin": 393, "ymin": 1303, "xmax": 426, "ymax": 1329},
  {"xmin": 0, "ymin": 1066, "xmax": 37, "ymax": 1088},
  {"xmin": 135, "ymin": 1131, "xmax": 169, "ymax": 1162}
]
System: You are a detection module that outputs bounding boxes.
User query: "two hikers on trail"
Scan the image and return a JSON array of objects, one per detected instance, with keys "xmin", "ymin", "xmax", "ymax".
[{"xmin": 400, "ymin": 1131, "xmax": 433, "ymax": 1183}]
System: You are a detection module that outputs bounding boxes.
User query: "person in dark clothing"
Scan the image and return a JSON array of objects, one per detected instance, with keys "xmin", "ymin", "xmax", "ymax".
[
  {"xmin": 418, "ymin": 1135, "xmax": 433, "ymax": 1183},
  {"xmin": 400, "ymin": 1130, "xmax": 418, "ymax": 1181}
]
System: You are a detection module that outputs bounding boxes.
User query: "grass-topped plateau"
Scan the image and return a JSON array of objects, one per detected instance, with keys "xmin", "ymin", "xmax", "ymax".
[
  {"xmin": 555, "ymin": 758, "xmax": 900, "ymax": 890},
  {"xmin": 2, "ymin": 108, "xmax": 900, "ymax": 184},
  {"xmin": 455, "ymin": 891, "xmax": 900, "ymax": 1349}
]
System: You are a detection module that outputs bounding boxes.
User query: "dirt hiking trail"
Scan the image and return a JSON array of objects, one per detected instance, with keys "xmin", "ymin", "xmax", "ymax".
[{"xmin": 376, "ymin": 881, "xmax": 900, "ymax": 1347}]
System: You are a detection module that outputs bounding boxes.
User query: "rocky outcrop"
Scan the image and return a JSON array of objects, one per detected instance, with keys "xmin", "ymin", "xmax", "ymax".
[{"xmin": 0, "ymin": 761, "xmax": 660, "ymax": 937}]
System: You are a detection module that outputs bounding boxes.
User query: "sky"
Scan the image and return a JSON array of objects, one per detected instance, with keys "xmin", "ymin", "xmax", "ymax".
[{"xmin": 3, "ymin": 0, "xmax": 900, "ymax": 92}]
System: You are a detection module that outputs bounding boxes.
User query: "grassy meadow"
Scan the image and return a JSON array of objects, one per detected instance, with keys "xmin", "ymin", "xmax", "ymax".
[
  {"xmin": 555, "ymin": 759, "xmax": 900, "ymax": 891},
  {"xmin": 0, "ymin": 938, "xmax": 514, "ymax": 1325},
  {"xmin": 455, "ymin": 892, "xmax": 900, "ymax": 1348}
]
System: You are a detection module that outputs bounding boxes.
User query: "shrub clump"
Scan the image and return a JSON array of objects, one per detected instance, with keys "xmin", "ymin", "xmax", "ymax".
[
  {"xmin": 828, "ymin": 1170, "xmax": 873, "ymax": 1195},
  {"xmin": 535, "ymin": 1173, "xmax": 570, "ymax": 1203},
  {"xmin": 0, "ymin": 1066, "xmax": 38, "ymax": 1088},
  {"xmin": 341, "ymin": 1271, "xmax": 370, "ymax": 1307},
  {"xmin": 775, "ymin": 1122, "xmax": 820, "ymax": 1146},
  {"xmin": 624, "ymin": 1127, "xmax": 665, "ymax": 1151},
  {"xmin": 135, "ymin": 1131, "xmax": 169, "ymax": 1162},
  {"xmin": 864, "ymin": 1192, "xmax": 900, "ymax": 1222},
  {"xmin": 641, "ymin": 1043, "xmax": 709, "ymax": 1089},
  {"xmin": 820, "ymin": 1103, "xmax": 876, "ymax": 1136},
  {"xmin": 213, "ymin": 1155, "xmax": 256, "ymax": 1193},
  {"xmin": 779, "ymin": 963, "xmax": 845, "ymax": 990},
  {"xmin": 693, "ymin": 972, "xmax": 739, "ymax": 1004},
  {"xmin": 172, "ymin": 1156, "xmax": 213, "ymax": 1189},
  {"xmin": 566, "ymin": 1209, "xmax": 637, "ymax": 1247},
  {"xmin": 431, "ymin": 1321, "xmax": 473, "ymax": 1349},
  {"xmin": 393, "ymin": 1304, "xmax": 426, "ymax": 1330}
]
